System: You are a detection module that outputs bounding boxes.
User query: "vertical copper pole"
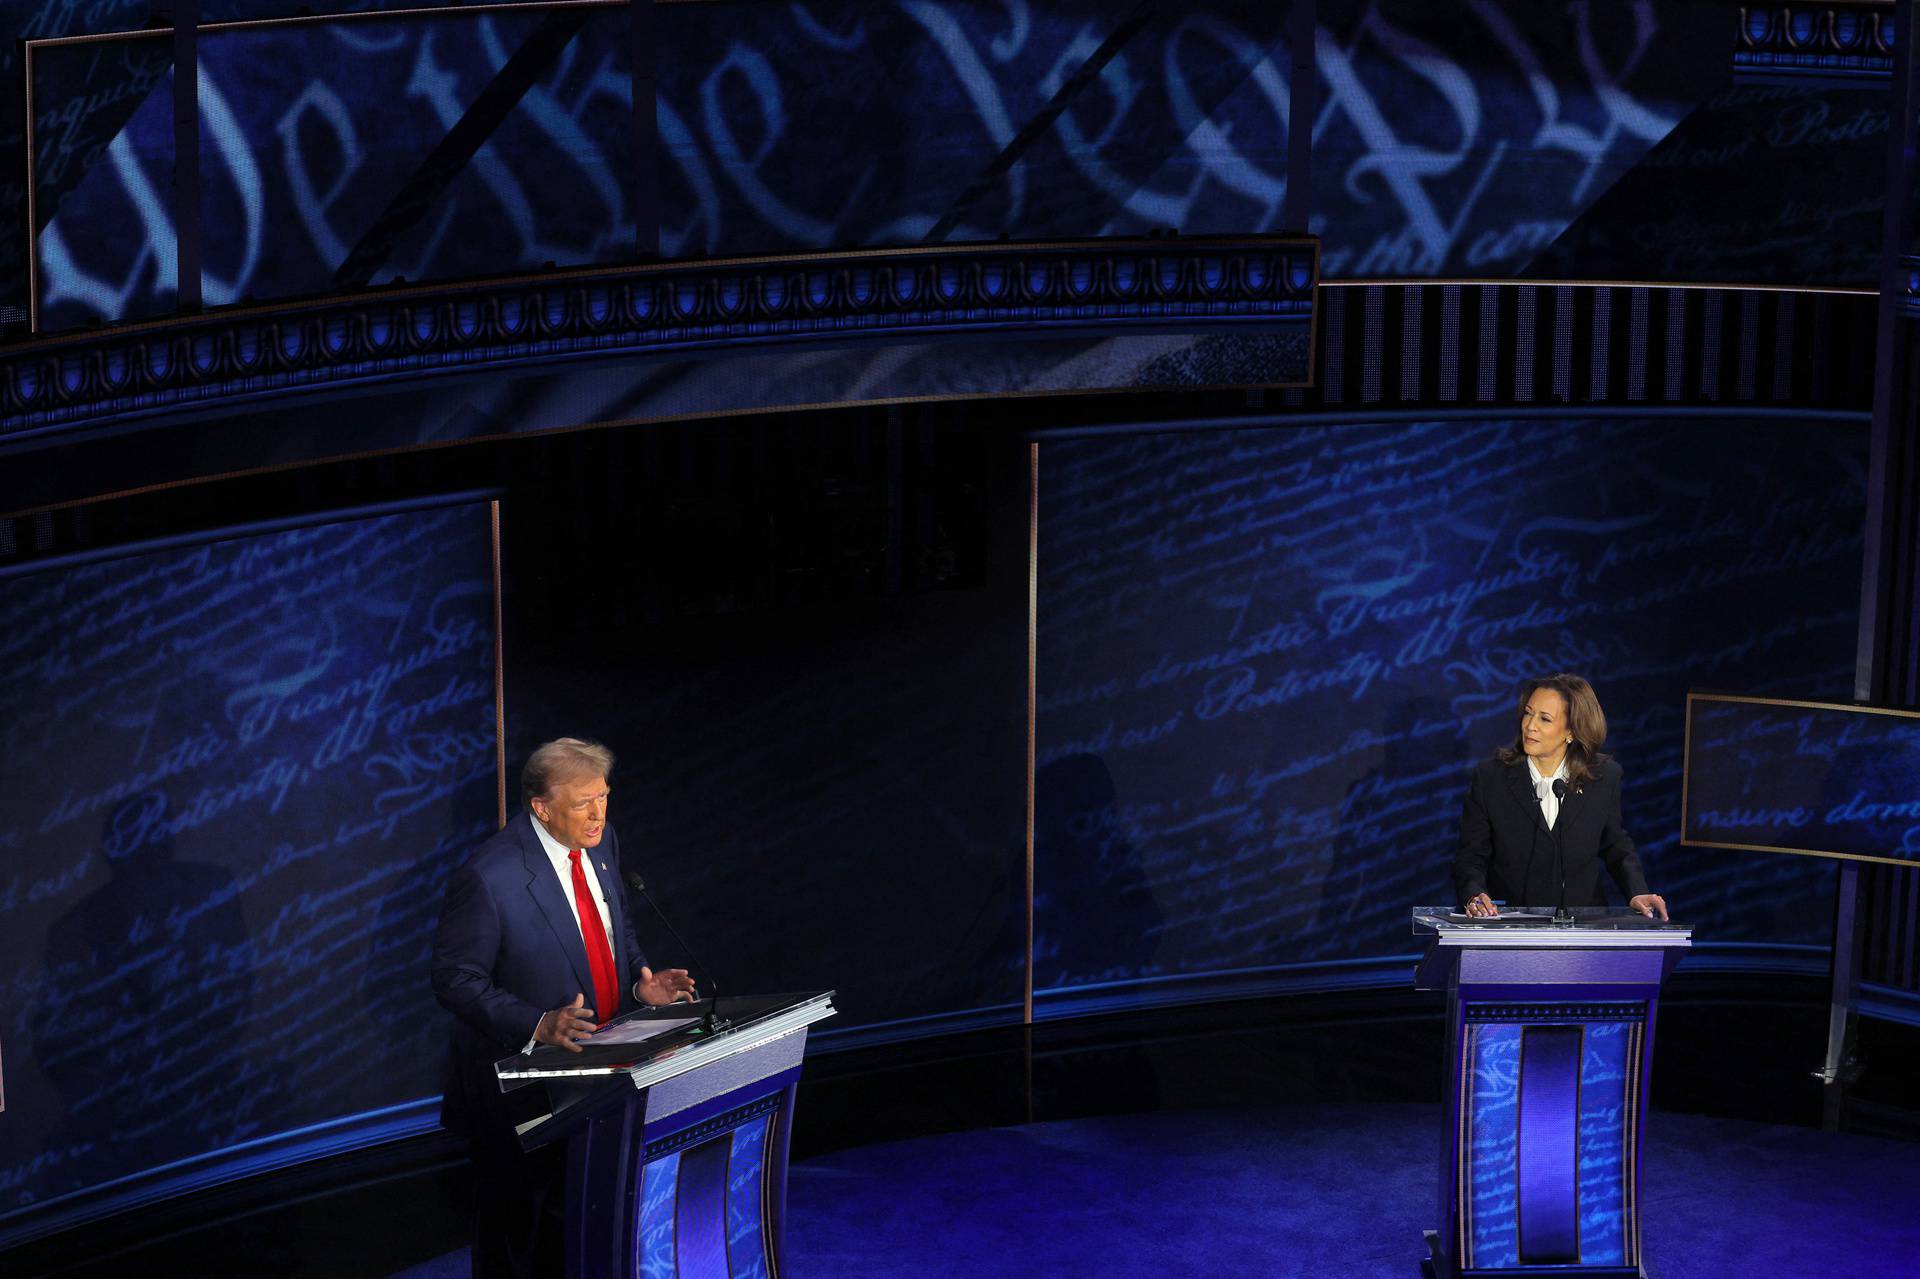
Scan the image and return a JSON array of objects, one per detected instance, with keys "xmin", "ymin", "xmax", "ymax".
[
  {"xmin": 629, "ymin": 0, "xmax": 658, "ymax": 260},
  {"xmin": 1283, "ymin": 0, "xmax": 1315, "ymax": 235},
  {"xmin": 173, "ymin": 0, "xmax": 203, "ymax": 312},
  {"xmin": 1024, "ymin": 442, "xmax": 1038, "ymax": 1026},
  {"xmin": 24, "ymin": 41, "xmax": 38, "ymax": 333},
  {"xmin": 491, "ymin": 499, "xmax": 508, "ymax": 829}
]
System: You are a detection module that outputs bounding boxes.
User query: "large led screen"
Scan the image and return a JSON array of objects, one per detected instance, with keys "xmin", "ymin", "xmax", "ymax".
[
  {"xmin": 0, "ymin": 499, "xmax": 498, "ymax": 1233},
  {"xmin": 1683, "ymin": 694, "xmax": 1920, "ymax": 865},
  {"xmin": 1034, "ymin": 416, "xmax": 1865, "ymax": 1007},
  {"xmin": 10, "ymin": 0, "xmax": 1765, "ymax": 328}
]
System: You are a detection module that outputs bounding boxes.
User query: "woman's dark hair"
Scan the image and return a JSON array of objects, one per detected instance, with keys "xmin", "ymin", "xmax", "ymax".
[{"xmin": 1493, "ymin": 673, "xmax": 1610, "ymax": 788}]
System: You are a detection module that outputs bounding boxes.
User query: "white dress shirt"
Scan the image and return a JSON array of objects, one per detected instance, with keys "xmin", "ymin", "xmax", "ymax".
[
  {"xmin": 1527, "ymin": 755, "xmax": 1570, "ymax": 829},
  {"xmin": 522, "ymin": 818, "xmax": 622, "ymax": 1052},
  {"xmin": 531, "ymin": 815, "xmax": 616, "ymax": 961}
]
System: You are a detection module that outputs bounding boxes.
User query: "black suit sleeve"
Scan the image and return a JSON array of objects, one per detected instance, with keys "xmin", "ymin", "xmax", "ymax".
[
  {"xmin": 1453, "ymin": 764, "xmax": 1493, "ymax": 906},
  {"xmin": 1597, "ymin": 765, "xmax": 1650, "ymax": 901}
]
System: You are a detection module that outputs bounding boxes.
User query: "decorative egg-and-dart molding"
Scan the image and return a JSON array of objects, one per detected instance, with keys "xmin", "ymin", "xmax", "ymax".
[
  {"xmin": 0, "ymin": 237, "xmax": 1318, "ymax": 439},
  {"xmin": 1734, "ymin": 2, "xmax": 1895, "ymax": 77}
]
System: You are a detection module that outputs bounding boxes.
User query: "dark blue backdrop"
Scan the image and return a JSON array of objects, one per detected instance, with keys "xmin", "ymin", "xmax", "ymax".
[
  {"xmin": 1033, "ymin": 416, "xmax": 1866, "ymax": 1002},
  {"xmin": 0, "ymin": 500, "xmax": 497, "ymax": 1223}
]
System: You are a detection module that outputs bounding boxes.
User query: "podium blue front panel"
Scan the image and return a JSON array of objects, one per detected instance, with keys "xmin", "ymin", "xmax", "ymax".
[
  {"xmin": 639, "ymin": 1150, "xmax": 680, "ymax": 1279},
  {"xmin": 636, "ymin": 1105, "xmax": 781, "ymax": 1279},
  {"xmin": 1460, "ymin": 1015, "xmax": 1640, "ymax": 1273},
  {"xmin": 675, "ymin": 1138, "xmax": 731, "ymax": 1279},
  {"xmin": 1516, "ymin": 1026, "xmax": 1581, "ymax": 1263},
  {"xmin": 726, "ymin": 1116, "xmax": 773, "ymax": 1279},
  {"xmin": 1466, "ymin": 1023, "xmax": 1523, "ymax": 1268},
  {"xmin": 1577, "ymin": 1023, "xmax": 1633, "ymax": 1267}
]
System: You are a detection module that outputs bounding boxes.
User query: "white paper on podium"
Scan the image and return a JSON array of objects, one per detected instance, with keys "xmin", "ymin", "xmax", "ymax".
[{"xmin": 590, "ymin": 1016, "xmax": 700, "ymax": 1046}]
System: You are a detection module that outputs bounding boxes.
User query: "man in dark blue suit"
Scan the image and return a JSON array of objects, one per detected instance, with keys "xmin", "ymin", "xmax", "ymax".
[{"xmin": 433, "ymin": 738, "xmax": 695, "ymax": 1279}]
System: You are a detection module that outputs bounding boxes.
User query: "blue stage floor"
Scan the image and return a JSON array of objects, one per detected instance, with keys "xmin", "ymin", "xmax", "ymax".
[
  {"xmin": 394, "ymin": 1103, "xmax": 1918, "ymax": 1278},
  {"xmin": 781, "ymin": 1105, "xmax": 1919, "ymax": 1279}
]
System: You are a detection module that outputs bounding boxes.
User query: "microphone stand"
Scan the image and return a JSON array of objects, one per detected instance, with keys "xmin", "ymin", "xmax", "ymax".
[
  {"xmin": 627, "ymin": 870, "xmax": 730, "ymax": 1036},
  {"xmin": 1550, "ymin": 778, "xmax": 1573, "ymax": 924}
]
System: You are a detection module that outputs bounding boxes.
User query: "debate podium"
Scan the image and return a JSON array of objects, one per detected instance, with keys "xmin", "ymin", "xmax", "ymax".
[
  {"xmin": 1413, "ymin": 909, "xmax": 1690, "ymax": 1278},
  {"xmin": 495, "ymin": 991, "xmax": 835, "ymax": 1279}
]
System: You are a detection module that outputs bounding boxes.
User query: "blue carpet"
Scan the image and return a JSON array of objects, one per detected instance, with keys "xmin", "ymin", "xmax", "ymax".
[
  {"xmin": 393, "ymin": 1105, "xmax": 1920, "ymax": 1277},
  {"xmin": 783, "ymin": 1105, "xmax": 1920, "ymax": 1279}
]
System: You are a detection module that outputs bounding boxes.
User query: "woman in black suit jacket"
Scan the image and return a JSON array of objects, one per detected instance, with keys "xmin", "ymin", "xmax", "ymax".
[{"xmin": 1454, "ymin": 674, "xmax": 1669, "ymax": 920}]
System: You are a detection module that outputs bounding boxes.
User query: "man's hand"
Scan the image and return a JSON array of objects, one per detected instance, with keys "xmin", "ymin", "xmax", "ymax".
[
  {"xmin": 535, "ymin": 992, "xmax": 598, "ymax": 1053},
  {"xmin": 1464, "ymin": 893, "xmax": 1498, "ymax": 918},
  {"xmin": 1629, "ymin": 894, "xmax": 1670, "ymax": 921},
  {"xmin": 635, "ymin": 966, "xmax": 698, "ymax": 1006}
]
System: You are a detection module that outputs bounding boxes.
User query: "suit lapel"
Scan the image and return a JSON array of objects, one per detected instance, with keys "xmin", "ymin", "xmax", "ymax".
[
  {"xmin": 1506, "ymin": 761, "xmax": 1549, "ymax": 833},
  {"xmin": 516, "ymin": 815, "xmax": 597, "ymax": 1003},
  {"xmin": 1558, "ymin": 779, "xmax": 1583, "ymax": 831},
  {"xmin": 591, "ymin": 829, "xmax": 631, "ymax": 990}
]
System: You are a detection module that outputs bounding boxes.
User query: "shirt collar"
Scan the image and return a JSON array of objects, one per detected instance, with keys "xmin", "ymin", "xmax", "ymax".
[
  {"xmin": 1526, "ymin": 755, "xmax": 1569, "ymax": 787},
  {"xmin": 530, "ymin": 812, "xmax": 575, "ymax": 864}
]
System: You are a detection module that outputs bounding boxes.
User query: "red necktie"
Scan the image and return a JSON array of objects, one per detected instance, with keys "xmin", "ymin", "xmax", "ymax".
[{"xmin": 568, "ymin": 849, "xmax": 620, "ymax": 1025}]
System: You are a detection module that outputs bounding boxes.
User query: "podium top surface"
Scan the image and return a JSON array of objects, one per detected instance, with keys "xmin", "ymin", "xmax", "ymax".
[
  {"xmin": 1411, "ymin": 906, "xmax": 1692, "ymax": 948},
  {"xmin": 494, "ymin": 990, "xmax": 835, "ymax": 1090}
]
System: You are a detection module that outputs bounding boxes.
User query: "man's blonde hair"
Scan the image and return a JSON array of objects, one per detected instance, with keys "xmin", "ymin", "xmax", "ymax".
[{"xmin": 521, "ymin": 738, "xmax": 615, "ymax": 806}]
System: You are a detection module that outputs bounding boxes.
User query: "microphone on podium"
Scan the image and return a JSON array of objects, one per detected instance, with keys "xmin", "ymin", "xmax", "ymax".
[
  {"xmin": 1550, "ymin": 779, "xmax": 1572, "ymax": 924},
  {"xmin": 625, "ymin": 869, "xmax": 730, "ymax": 1035}
]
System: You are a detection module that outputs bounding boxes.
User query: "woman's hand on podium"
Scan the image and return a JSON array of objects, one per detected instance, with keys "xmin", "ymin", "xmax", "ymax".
[
  {"xmin": 1629, "ymin": 894, "xmax": 1670, "ymax": 921},
  {"xmin": 1464, "ymin": 893, "xmax": 1498, "ymax": 918},
  {"xmin": 535, "ymin": 992, "xmax": 598, "ymax": 1052}
]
